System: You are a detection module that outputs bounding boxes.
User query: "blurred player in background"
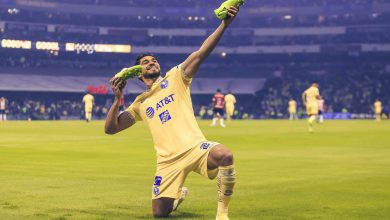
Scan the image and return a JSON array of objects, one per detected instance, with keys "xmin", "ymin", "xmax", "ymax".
[
  {"xmin": 0, "ymin": 96, "xmax": 8, "ymax": 121},
  {"xmin": 302, "ymin": 83, "xmax": 320, "ymax": 132},
  {"xmin": 105, "ymin": 6, "xmax": 239, "ymax": 220},
  {"xmin": 82, "ymin": 91, "xmax": 94, "ymax": 122},
  {"xmin": 288, "ymin": 98, "xmax": 297, "ymax": 120},
  {"xmin": 224, "ymin": 91, "xmax": 236, "ymax": 122},
  {"xmin": 374, "ymin": 99, "xmax": 382, "ymax": 121},
  {"xmin": 317, "ymin": 96, "xmax": 325, "ymax": 123},
  {"xmin": 211, "ymin": 89, "xmax": 226, "ymax": 127}
]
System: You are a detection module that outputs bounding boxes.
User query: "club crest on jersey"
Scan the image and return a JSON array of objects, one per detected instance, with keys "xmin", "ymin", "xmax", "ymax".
[
  {"xmin": 200, "ymin": 142, "xmax": 211, "ymax": 150},
  {"xmin": 146, "ymin": 107, "xmax": 154, "ymax": 118},
  {"xmin": 159, "ymin": 110, "xmax": 172, "ymax": 124},
  {"xmin": 161, "ymin": 80, "xmax": 169, "ymax": 89}
]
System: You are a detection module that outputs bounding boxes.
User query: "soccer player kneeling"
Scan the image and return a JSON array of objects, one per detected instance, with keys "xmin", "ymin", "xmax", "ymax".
[{"xmin": 105, "ymin": 6, "xmax": 241, "ymax": 220}]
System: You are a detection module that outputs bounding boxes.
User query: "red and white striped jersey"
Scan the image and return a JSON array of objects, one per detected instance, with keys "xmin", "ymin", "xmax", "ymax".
[{"xmin": 212, "ymin": 93, "xmax": 225, "ymax": 109}]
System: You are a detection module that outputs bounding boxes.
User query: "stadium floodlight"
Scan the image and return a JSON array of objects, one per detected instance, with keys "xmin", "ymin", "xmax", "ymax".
[{"xmin": 7, "ymin": 8, "xmax": 19, "ymax": 14}]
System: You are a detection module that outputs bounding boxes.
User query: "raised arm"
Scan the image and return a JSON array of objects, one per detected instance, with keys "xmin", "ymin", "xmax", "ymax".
[
  {"xmin": 181, "ymin": 6, "xmax": 239, "ymax": 78},
  {"xmin": 104, "ymin": 78, "xmax": 135, "ymax": 134}
]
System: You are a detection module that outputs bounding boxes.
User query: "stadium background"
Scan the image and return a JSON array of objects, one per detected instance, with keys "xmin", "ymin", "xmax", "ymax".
[
  {"xmin": 1, "ymin": 1, "xmax": 390, "ymax": 220},
  {"xmin": 1, "ymin": 0, "xmax": 389, "ymax": 120}
]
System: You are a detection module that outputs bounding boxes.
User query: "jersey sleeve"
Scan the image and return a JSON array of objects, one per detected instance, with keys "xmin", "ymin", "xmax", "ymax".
[
  {"xmin": 315, "ymin": 88, "xmax": 320, "ymax": 96},
  {"xmin": 177, "ymin": 64, "xmax": 192, "ymax": 86},
  {"xmin": 126, "ymin": 100, "xmax": 142, "ymax": 122}
]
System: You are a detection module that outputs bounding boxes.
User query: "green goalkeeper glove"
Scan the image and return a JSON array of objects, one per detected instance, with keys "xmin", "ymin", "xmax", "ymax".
[
  {"xmin": 114, "ymin": 65, "xmax": 144, "ymax": 80},
  {"xmin": 214, "ymin": 0, "xmax": 244, "ymax": 20}
]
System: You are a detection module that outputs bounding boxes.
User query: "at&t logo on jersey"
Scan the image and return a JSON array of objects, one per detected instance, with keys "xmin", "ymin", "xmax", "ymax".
[
  {"xmin": 146, "ymin": 107, "xmax": 154, "ymax": 118},
  {"xmin": 156, "ymin": 94, "xmax": 175, "ymax": 110},
  {"xmin": 161, "ymin": 80, "xmax": 169, "ymax": 89},
  {"xmin": 159, "ymin": 110, "xmax": 172, "ymax": 124}
]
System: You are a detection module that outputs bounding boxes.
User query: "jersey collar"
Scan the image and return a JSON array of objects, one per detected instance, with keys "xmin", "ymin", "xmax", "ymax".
[{"xmin": 147, "ymin": 76, "xmax": 164, "ymax": 91}]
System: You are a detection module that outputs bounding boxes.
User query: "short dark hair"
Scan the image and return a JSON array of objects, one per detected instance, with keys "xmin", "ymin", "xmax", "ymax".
[
  {"xmin": 135, "ymin": 53, "xmax": 155, "ymax": 65},
  {"xmin": 216, "ymin": 89, "xmax": 221, "ymax": 92}
]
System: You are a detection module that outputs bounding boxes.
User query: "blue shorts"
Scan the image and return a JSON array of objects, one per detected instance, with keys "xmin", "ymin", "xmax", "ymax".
[{"xmin": 213, "ymin": 108, "xmax": 224, "ymax": 116}]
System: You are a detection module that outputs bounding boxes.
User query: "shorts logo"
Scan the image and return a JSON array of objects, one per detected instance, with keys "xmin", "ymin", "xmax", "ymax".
[
  {"xmin": 153, "ymin": 176, "xmax": 162, "ymax": 196},
  {"xmin": 153, "ymin": 187, "xmax": 160, "ymax": 196},
  {"xmin": 146, "ymin": 107, "xmax": 154, "ymax": 118},
  {"xmin": 161, "ymin": 80, "xmax": 169, "ymax": 89},
  {"xmin": 154, "ymin": 176, "xmax": 162, "ymax": 186},
  {"xmin": 200, "ymin": 142, "xmax": 211, "ymax": 150},
  {"xmin": 159, "ymin": 110, "xmax": 171, "ymax": 124}
]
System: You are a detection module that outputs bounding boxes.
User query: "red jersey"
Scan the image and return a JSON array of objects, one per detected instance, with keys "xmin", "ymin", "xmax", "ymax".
[{"xmin": 212, "ymin": 93, "xmax": 225, "ymax": 109}]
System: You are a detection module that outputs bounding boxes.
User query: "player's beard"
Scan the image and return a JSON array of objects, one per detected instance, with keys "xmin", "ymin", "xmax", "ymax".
[
  {"xmin": 143, "ymin": 65, "xmax": 161, "ymax": 79},
  {"xmin": 143, "ymin": 72, "xmax": 161, "ymax": 79}
]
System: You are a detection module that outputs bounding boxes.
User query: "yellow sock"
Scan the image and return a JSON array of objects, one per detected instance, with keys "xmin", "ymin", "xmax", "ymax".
[
  {"xmin": 307, "ymin": 115, "xmax": 315, "ymax": 129},
  {"xmin": 217, "ymin": 165, "xmax": 236, "ymax": 214},
  {"xmin": 308, "ymin": 115, "xmax": 316, "ymax": 124},
  {"xmin": 86, "ymin": 112, "xmax": 92, "ymax": 121}
]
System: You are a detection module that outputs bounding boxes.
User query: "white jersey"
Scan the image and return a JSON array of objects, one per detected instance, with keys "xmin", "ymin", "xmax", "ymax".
[
  {"xmin": 0, "ymin": 99, "xmax": 6, "ymax": 110},
  {"xmin": 318, "ymin": 99, "xmax": 324, "ymax": 111}
]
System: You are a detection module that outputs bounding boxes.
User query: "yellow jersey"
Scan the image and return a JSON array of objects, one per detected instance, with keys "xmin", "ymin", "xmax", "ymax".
[
  {"xmin": 374, "ymin": 101, "xmax": 382, "ymax": 113},
  {"xmin": 82, "ymin": 94, "xmax": 94, "ymax": 109},
  {"xmin": 288, "ymin": 100, "xmax": 297, "ymax": 113},
  {"xmin": 304, "ymin": 86, "xmax": 319, "ymax": 105},
  {"xmin": 224, "ymin": 94, "xmax": 236, "ymax": 109},
  {"xmin": 126, "ymin": 65, "xmax": 206, "ymax": 161}
]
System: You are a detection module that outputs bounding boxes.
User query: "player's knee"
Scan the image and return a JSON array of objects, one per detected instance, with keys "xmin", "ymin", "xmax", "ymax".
[
  {"xmin": 209, "ymin": 145, "xmax": 234, "ymax": 168},
  {"xmin": 222, "ymin": 150, "xmax": 234, "ymax": 166},
  {"xmin": 215, "ymin": 147, "xmax": 234, "ymax": 166}
]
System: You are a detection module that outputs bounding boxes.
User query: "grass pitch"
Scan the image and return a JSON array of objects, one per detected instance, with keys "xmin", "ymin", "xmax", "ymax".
[{"xmin": 0, "ymin": 120, "xmax": 389, "ymax": 219}]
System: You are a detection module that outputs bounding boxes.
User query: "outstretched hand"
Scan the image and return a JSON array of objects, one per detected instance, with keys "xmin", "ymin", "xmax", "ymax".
[
  {"xmin": 223, "ymin": 6, "xmax": 239, "ymax": 26},
  {"xmin": 110, "ymin": 77, "xmax": 127, "ymax": 99}
]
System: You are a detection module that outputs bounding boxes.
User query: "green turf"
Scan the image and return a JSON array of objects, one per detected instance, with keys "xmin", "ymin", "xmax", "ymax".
[{"xmin": 0, "ymin": 120, "xmax": 389, "ymax": 219}]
